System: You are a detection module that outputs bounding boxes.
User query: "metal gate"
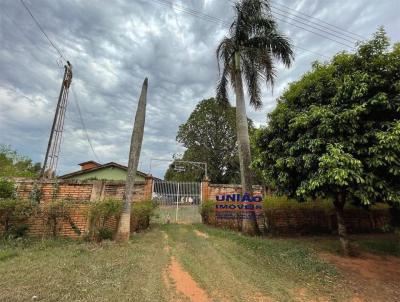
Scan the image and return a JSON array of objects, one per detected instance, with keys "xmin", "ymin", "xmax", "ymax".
[{"xmin": 152, "ymin": 180, "xmax": 202, "ymax": 224}]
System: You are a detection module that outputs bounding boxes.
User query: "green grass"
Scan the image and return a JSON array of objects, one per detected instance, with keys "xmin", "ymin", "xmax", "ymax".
[
  {"xmin": 0, "ymin": 230, "xmax": 170, "ymax": 302},
  {"xmin": 357, "ymin": 237, "xmax": 400, "ymax": 256},
  {"xmin": 163, "ymin": 224, "xmax": 342, "ymax": 301},
  {"xmin": 0, "ymin": 224, "xmax": 397, "ymax": 301},
  {"xmin": 289, "ymin": 234, "xmax": 400, "ymax": 257},
  {"xmin": 154, "ymin": 205, "xmax": 202, "ymax": 224}
]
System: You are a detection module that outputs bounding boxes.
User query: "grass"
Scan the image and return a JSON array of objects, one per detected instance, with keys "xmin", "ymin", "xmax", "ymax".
[
  {"xmin": 0, "ymin": 224, "xmax": 398, "ymax": 301},
  {"xmin": 154, "ymin": 205, "xmax": 202, "ymax": 224},
  {"xmin": 164, "ymin": 224, "xmax": 341, "ymax": 301},
  {"xmin": 0, "ymin": 230, "xmax": 170, "ymax": 302},
  {"xmin": 293, "ymin": 234, "xmax": 400, "ymax": 257}
]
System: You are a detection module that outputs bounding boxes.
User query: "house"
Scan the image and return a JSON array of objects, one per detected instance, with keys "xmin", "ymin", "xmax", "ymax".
[{"xmin": 59, "ymin": 161, "xmax": 148, "ymax": 181}]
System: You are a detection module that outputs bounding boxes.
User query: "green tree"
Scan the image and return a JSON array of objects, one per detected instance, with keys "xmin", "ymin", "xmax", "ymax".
[
  {"xmin": 216, "ymin": 0, "xmax": 294, "ymax": 234},
  {"xmin": 165, "ymin": 98, "xmax": 249, "ymax": 183},
  {"xmin": 0, "ymin": 145, "xmax": 41, "ymax": 178},
  {"xmin": 253, "ymin": 29, "xmax": 400, "ymax": 255}
]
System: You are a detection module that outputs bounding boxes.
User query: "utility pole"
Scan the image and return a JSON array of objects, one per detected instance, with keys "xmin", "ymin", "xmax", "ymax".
[{"xmin": 40, "ymin": 61, "xmax": 73, "ymax": 179}]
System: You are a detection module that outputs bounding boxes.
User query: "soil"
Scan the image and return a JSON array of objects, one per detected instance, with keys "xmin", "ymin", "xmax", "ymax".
[
  {"xmin": 167, "ymin": 256, "xmax": 211, "ymax": 302},
  {"xmin": 194, "ymin": 230, "xmax": 209, "ymax": 238},
  {"xmin": 320, "ymin": 252, "xmax": 400, "ymax": 302}
]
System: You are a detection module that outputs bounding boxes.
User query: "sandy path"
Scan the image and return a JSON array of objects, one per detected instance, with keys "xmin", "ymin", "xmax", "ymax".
[{"xmin": 162, "ymin": 231, "xmax": 211, "ymax": 302}]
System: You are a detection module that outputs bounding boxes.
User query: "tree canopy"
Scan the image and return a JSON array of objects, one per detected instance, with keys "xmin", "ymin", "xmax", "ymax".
[
  {"xmin": 253, "ymin": 29, "xmax": 400, "ymax": 253},
  {"xmin": 0, "ymin": 145, "xmax": 41, "ymax": 178},
  {"xmin": 254, "ymin": 29, "xmax": 399, "ymax": 205},
  {"xmin": 165, "ymin": 98, "xmax": 252, "ymax": 183}
]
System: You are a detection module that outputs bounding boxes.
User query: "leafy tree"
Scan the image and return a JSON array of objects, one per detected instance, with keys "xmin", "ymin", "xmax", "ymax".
[
  {"xmin": 216, "ymin": 0, "xmax": 294, "ymax": 234},
  {"xmin": 0, "ymin": 145, "xmax": 41, "ymax": 178},
  {"xmin": 253, "ymin": 29, "xmax": 400, "ymax": 255},
  {"xmin": 165, "ymin": 98, "xmax": 248, "ymax": 183}
]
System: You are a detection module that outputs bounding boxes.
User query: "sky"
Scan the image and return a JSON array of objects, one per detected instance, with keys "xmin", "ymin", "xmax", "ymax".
[{"xmin": 0, "ymin": 0, "xmax": 399, "ymax": 179}]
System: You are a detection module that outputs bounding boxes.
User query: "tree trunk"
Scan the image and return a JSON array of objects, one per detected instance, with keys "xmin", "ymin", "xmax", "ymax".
[
  {"xmin": 334, "ymin": 192, "xmax": 351, "ymax": 256},
  {"xmin": 233, "ymin": 51, "xmax": 259, "ymax": 235},
  {"xmin": 116, "ymin": 78, "xmax": 148, "ymax": 242}
]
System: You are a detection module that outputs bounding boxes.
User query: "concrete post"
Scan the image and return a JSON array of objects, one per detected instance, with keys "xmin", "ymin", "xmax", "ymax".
[{"xmin": 201, "ymin": 176, "xmax": 210, "ymax": 202}]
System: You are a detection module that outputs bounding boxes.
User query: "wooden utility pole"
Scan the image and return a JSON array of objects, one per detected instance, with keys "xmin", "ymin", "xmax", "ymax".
[{"xmin": 40, "ymin": 62, "xmax": 73, "ymax": 179}]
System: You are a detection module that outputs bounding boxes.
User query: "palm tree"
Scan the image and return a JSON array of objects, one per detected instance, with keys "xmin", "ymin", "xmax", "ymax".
[
  {"xmin": 216, "ymin": 0, "xmax": 294, "ymax": 234},
  {"xmin": 116, "ymin": 78, "xmax": 148, "ymax": 242}
]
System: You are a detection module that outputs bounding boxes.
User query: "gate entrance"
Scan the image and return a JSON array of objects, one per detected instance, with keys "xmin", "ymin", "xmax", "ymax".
[{"xmin": 152, "ymin": 180, "xmax": 202, "ymax": 224}]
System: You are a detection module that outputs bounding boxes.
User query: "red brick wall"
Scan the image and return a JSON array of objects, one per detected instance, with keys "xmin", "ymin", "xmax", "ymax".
[
  {"xmin": 201, "ymin": 182, "xmax": 391, "ymax": 234},
  {"xmin": 0, "ymin": 179, "xmax": 152, "ymax": 238}
]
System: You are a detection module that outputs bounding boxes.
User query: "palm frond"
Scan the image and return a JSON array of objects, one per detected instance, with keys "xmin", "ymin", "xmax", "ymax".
[
  {"xmin": 216, "ymin": 37, "xmax": 235, "ymax": 106},
  {"xmin": 241, "ymin": 50, "xmax": 262, "ymax": 109}
]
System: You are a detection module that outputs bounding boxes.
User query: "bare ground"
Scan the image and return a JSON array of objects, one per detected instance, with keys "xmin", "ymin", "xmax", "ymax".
[{"xmin": 320, "ymin": 251, "xmax": 400, "ymax": 302}]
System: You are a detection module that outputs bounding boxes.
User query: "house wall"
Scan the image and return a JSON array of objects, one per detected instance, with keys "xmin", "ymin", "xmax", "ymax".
[{"xmin": 63, "ymin": 167, "xmax": 145, "ymax": 182}]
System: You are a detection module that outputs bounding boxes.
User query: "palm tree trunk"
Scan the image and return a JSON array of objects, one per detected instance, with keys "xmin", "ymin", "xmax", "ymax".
[
  {"xmin": 233, "ymin": 51, "xmax": 259, "ymax": 235},
  {"xmin": 116, "ymin": 78, "xmax": 148, "ymax": 242},
  {"xmin": 334, "ymin": 191, "xmax": 351, "ymax": 256}
]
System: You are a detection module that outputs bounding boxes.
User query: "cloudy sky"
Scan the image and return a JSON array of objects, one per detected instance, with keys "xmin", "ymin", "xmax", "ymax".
[{"xmin": 0, "ymin": 0, "xmax": 399, "ymax": 179}]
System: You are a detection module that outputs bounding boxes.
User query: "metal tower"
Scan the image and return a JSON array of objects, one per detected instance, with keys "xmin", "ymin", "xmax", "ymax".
[{"xmin": 40, "ymin": 62, "xmax": 73, "ymax": 179}]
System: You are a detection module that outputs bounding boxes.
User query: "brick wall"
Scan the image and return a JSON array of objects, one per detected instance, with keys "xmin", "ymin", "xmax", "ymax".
[
  {"xmin": 0, "ymin": 178, "xmax": 153, "ymax": 238},
  {"xmin": 201, "ymin": 181, "xmax": 391, "ymax": 234}
]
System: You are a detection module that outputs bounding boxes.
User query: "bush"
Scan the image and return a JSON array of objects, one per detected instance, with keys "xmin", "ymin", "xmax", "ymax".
[
  {"xmin": 98, "ymin": 227, "xmax": 114, "ymax": 240},
  {"xmin": 87, "ymin": 199, "xmax": 123, "ymax": 241},
  {"xmin": 0, "ymin": 178, "xmax": 15, "ymax": 199},
  {"xmin": 131, "ymin": 200, "xmax": 156, "ymax": 232},
  {"xmin": 8, "ymin": 224, "xmax": 29, "ymax": 238},
  {"xmin": 0, "ymin": 199, "xmax": 37, "ymax": 235},
  {"xmin": 41, "ymin": 200, "xmax": 81, "ymax": 237},
  {"xmin": 200, "ymin": 200, "xmax": 216, "ymax": 224},
  {"xmin": 263, "ymin": 195, "xmax": 389, "ymax": 213}
]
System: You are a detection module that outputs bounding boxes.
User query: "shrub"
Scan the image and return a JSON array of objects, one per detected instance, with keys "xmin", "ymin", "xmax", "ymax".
[
  {"xmin": 98, "ymin": 228, "xmax": 114, "ymax": 240},
  {"xmin": 131, "ymin": 200, "xmax": 156, "ymax": 232},
  {"xmin": 0, "ymin": 199, "xmax": 37, "ymax": 235},
  {"xmin": 263, "ymin": 195, "xmax": 389, "ymax": 213},
  {"xmin": 0, "ymin": 178, "xmax": 15, "ymax": 199},
  {"xmin": 8, "ymin": 224, "xmax": 29, "ymax": 238},
  {"xmin": 41, "ymin": 200, "xmax": 81, "ymax": 237},
  {"xmin": 87, "ymin": 199, "xmax": 123, "ymax": 241},
  {"xmin": 29, "ymin": 182, "xmax": 42, "ymax": 204},
  {"xmin": 200, "ymin": 200, "xmax": 216, "ymax": 224}
]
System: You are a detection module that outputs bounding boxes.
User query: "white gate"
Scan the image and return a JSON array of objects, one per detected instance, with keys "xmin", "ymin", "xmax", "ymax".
[{"xmin": 152, "ymin": 180, "xmax": 202, "ymax": 223}]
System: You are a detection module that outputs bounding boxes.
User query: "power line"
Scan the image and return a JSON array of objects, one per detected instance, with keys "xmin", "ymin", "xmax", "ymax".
[
  {"xmin": 19, "ymin": 0, "xmax": 68, "ymax": 62},
  {"xmin": 227, "ymin": 0, "xmax": 355, "ymax": 49},
  {"xmin": 144, "ymin": 0, "xmax": 330, "ymax": 60},
  {"xmin": 271, "ymin": 13, "xmax": 355, "ymax": 49},
  {"xmin": 270, "ymin": 9, "xmax": 356, "ymax": 45},
  {"xmin": 70, "ymin": 86, "xmax": 101, "ymax": 162},
  {"xmin": 269, "ymin": 4, "xmax": 362, "ymax": 42},
  {"xmin": 271, "ymin": 1, "xmax": 367, "ymax": 40}
]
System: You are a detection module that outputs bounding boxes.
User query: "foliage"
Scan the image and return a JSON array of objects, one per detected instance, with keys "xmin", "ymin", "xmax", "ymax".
[
  {"xmin": 165, "ymin": 98, "xmax": 252, "ymax": 183},
  {"xmin": 263, "ymin": 195, "xmax": 389, "ymax": 212},
  {"xmin": 0, "ymin": 145, "xmax": 41, "ymax": 178},
  {"xmin": 41, "ymin": 200, "xmax": 81, "ymax": 237},
  {"xmin": 253, "ymin": 29, "xmax": 400, "ymax": 207},
  {"xmin": 87, "ymin": 199, "xmax": 123, "ymax": 241},
  {"xmin": 0, "ymin": 178, "xmax": 15, "ymax": 199},
  {"xmin": 0, "ymin": 199, "xmax": 37, "ymax": 235},
  {"xmin": 29, "ymin": 182, "xmax": 42, "ymax": 203},
  {"xmin": 200, "ymin": 200, "xmax": 216, "ymax": 223},
  {"xmin": 131, "ymin": 200, "xmax": 156, "ymax": 232},
  {"xmin": 216, "ymin": 0, "xmax": 294, "ymax": 107}
]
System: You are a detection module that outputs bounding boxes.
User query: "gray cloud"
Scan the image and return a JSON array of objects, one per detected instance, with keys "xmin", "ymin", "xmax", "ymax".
[{"xmin": 0, "ymin": 0, "xmax": 399, "ymax": 178}]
